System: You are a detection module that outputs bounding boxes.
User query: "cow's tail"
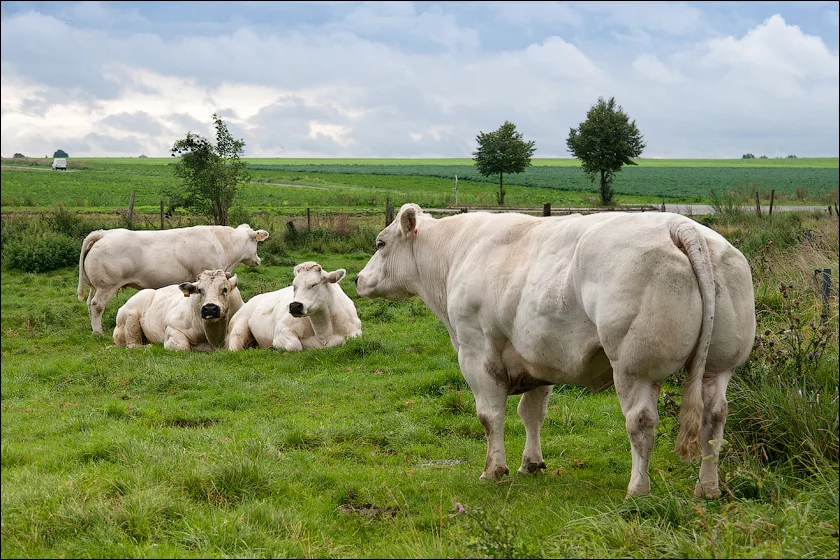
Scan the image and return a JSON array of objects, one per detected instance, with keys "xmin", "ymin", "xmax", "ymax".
[
  {"xmin": 670, "ymin": 219, "xmax": 715, "ymax": 462},
  {"xmin": 77, "ymin": 230, "xmax": 104, "ymax": 301}
]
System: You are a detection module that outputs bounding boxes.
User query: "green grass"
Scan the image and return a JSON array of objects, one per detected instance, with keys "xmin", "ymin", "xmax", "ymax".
[{"xmin": 2, "ymin": 207, "xmax": 838, "ymax": 558}]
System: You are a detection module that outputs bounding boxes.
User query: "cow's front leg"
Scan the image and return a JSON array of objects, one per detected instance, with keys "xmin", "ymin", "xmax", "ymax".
[
  {"xmin": 460, "ymin": 349, "xmax": 509, "ymax": 480},
  {"xmin": 273, "ymin": 327, "xmax": 303, "ymax": 352},
  {"xmin": 163, "ymin": 327, "xmax": 192, "ymax": 351},
  {"xmin": 517, "ymin": 385, "xmax": 552, "ymax": 474}
]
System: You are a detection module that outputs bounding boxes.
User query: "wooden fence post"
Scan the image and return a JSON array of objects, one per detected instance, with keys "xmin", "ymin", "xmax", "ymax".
[
  {"xmin": 160, "ymin": 200, "xmax": 164, "ymax": 230},
  {"xmin": 385, "ymin": 197, "xmax": 394, "ymax": 226},
  {"xmin": 542, "ymin": 202, "xmax": 551, "ymax": 216},
  {"xmin": 769, "ymin": 189, "xmax": 775, "ymax": 216},
  {"xmin": 307, "ymin": 207, "xmax": 311, "ymax": 231},
  {"xmin": 820, "ymin": 268, "xmax": 832, "ymax": 324},
  {"xmin": 754, "ymin": 192, "xmax": 762, "ymax": 217},
  {"xmin": 127, "ymin": 190, "xmax": 136, "ymax": 225}
]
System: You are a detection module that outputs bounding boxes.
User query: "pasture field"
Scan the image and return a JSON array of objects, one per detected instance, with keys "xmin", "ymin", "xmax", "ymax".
[
  {"xmin": 1, "ymin": 202, "xmax": 838, "ymax": 558},
  {"xmin": 2, "ymin": 157, "xmax": 837, "ymax": 215}
]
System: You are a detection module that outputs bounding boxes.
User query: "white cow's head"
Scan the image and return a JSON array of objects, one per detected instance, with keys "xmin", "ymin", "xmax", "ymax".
[
  {"xmin": 355, "ymin": 203, "xmax": 426, "ymax": 301},
  {"xmin": 235, "ymin": 223, "xmax": 270, "ymax": 267},
  {"xmin": 289, "ymin": 262, "xmax": 345, "ymax": 317},
  {"xmin": 179, "ymin": 269, "xmax": 239, "ymax": 322}
]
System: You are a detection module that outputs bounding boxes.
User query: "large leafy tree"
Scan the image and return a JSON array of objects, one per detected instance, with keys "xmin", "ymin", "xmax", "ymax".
[
  {"xmin": 472, "ymin": 120, "xmax": 536, "ymax": 205},
  {"xmin": 168, "ymin": 113, "xmax": 250, "ymax": 226},
  {"xmin": 566, "ymin": 96, "xmax": 645, "ymax": 205}
]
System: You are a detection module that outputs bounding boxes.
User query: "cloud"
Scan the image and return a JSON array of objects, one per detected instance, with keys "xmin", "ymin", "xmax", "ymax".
[{"xmin": 1, "ymin": 3, "xmax": 837, "ymax": 159}]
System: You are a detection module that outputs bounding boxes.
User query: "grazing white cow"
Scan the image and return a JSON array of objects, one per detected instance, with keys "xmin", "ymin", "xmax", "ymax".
[
  {"xmin": 113, "ymin": 269, "xmax": 243, "ymax": 351},
  {"xmin": 227, "ymin": 261, "xmax": 362, "ymax": 351},
  {"xmin": 355, "ymin": 203, "xmax": 755, "ymax": 499},
  {"xmin": 78, "ymin": 224, "xmax": 269, "ymax": 333}
]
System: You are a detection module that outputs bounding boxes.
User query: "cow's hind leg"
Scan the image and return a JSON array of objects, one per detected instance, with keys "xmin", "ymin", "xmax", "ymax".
[
  {"xmin": 516, "ymin": 385, "xmax": 551, "ymax": 474},
  {"xmin": 614, "ymin": 373, "xmax": 662, "ymax": 497},
  {"xmin": 695, "ymin": 370, "xmax": 733, "ymax": 499},
  {"xmin": 88, "ymin": 285, "xmax": 118, "ymax": 334},
  {"xmin": 122, "ymin": 310, "xmax": 145, "ymax": 348},
  {"xmin": 227, "ymin": 322, "xmax": 253, "ymax": 350}
]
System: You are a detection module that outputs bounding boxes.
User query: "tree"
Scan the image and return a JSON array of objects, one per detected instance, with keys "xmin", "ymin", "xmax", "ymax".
[
  {"xmin": 566, "ymin": 96, "xmax": 645, "ymax": 205},
  {"xmin": 742, "ymin": 153, "xmax": 756, "ymax": 159},
  {"xmin": 13, "ymin": 153, "xmax": 25, "ymax": 158},
  {"xmin": 53, "ymin": 149, "xmax": 68, "ymax": 158},
  {"xmin": 472, "ymin": 120, "xmax": 536, "ymax": 205},
  {"xmin": 168, "ymin": 113, "xmax": 250, "ymax": 226}
]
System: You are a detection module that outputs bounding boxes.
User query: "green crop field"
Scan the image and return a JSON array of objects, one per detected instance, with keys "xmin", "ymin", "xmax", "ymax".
[{"xmin": 3, "ymin": 157, "xmax": 837, "ymax": 215}]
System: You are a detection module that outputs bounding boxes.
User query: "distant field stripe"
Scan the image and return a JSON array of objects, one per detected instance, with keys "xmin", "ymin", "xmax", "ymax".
[{"xmin": 77, "ymin": 157, "xmax": 839, "ymax": 168}]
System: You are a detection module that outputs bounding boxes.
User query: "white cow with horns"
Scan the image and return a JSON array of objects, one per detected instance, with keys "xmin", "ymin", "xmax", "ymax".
[
  {"xmin": 78, "ymin": 224, "xmax": 269, "ymax": 333},
  {"xmin": 355, "ymin": 203, "xmax": 755, "ymax": 499},
  {"xmin": 113, "ymin": 269, "xmax": 243, "ymax": 351},
  {"xmin": 227, "ymin": 261, "xmax": 362, "ymax": 351}
]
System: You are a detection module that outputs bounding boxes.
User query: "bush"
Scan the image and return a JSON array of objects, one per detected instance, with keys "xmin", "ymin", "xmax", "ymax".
[
  {"xmin": 2, "ymin": 231, "xmax": 80, "ymax": 272},
  {"xmin": 727, "ymin": 280, "xmax": 839, "ymax": 471}
]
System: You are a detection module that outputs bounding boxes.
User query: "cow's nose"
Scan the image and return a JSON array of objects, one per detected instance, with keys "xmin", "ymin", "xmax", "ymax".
[
  {"xmin": 201, "ymin": 303, "xmax": 221, "ymax": 319},
  {"xmin": 289, "ymin": 301, "xmax": 304, "ymax": 317}
]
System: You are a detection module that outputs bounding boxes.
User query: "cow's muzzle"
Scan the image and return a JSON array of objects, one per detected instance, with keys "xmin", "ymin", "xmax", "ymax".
[
  {"xmin": 289, "ymin": 301, "xmax": 305, "ymax": 317},
  {"xmin": 201, "ymin": 303, "xmax": 221, "ymax": 320}
]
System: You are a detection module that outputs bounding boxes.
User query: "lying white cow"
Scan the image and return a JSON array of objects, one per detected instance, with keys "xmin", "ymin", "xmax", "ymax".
[
  {"xmin": 78, "ymin": 224, "xmax": 269, "ymax": 333},
  {"xmin": 355, "ymin": 203, "xmax": 756, "ymax": 499},
  {"xmin": 113, "ymin": 269, "xmax": 243, "ymax": 351},
  {"xmin": 227, "ymin": 261, "xmax": 362, "ymax": 351}
]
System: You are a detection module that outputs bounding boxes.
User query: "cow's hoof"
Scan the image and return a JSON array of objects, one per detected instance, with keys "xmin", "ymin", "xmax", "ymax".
[
  {"xmin": 517, "ymin": 461, "xmax": 546, "ymax": 475},
  {"xmin": 479, "ymin": 466, "xmax": 509, "ymax": 480},
  {"xmin": 694, "ymin": 482, "xmax": 721, "ymax": 499}
]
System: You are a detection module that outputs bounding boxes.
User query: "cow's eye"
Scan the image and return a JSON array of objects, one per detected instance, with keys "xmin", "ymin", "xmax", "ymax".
[
  {"xmin": 376, "ymin": 240, "xmax": 385, "ymax": 250},
  {"xmin": 309, "ymin": 283, "xmax": 318, "ymax": 289},
  {"xmin": 222, "ymin": 287, "xmax": 228, "ymax": 295}
]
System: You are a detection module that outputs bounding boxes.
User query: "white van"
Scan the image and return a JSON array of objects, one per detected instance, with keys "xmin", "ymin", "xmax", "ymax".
[{"xmin": 52, "ymin": 158, "xmax": 67, "ymax": 171}]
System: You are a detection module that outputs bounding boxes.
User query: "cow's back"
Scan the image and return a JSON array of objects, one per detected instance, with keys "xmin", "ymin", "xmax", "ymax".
[
  {"xmin": 229, "ymin": 287, "xmax": 295, "ymax": 348},
  {"xmin": 138, "ymin": 285, "xmax": 189, "ymax": 343},
  {"xmin": 443, "ymin": 211, "xmax": 753, "ymax": 385},
  {"xmin": 84, "ymin": 227, "xmax": 227, "ymax": 291}
]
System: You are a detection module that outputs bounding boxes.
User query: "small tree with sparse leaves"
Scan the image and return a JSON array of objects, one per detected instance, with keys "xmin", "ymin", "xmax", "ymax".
[{"xmin": 168, "ymin": 113, "xmax": 250, "ymax": 226}]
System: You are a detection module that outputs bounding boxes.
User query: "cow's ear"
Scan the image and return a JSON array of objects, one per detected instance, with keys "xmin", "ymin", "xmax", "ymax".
[
  {"xmin": 228, "ymin": 274, "xmax": 238, "ymax": 289},
  {"xmin": 254, "ymin": 229, "xmax": 269, "ymax": 241},
  {"xmin": 327, "ymin": 269, "xmax": 346, "ymax": 283},
  {"xmin": 400, "ymin": 206, "xmax": 418, "ymax": 236},
  {"xmin": 179, "ymin": 282, "xmax": 197, "ymax": 297}
]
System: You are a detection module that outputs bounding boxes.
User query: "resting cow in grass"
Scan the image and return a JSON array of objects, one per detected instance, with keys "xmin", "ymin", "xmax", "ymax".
[
  {"xmin": 227, "ymin": 261, "xmax": 362, "ymax": 351},
  {"xmin": 78, "ymin": 224, "xmax": 269, "ymax": 333},
  {"xmin": 355, "ymin": 203, "xmax": 756, "ymax": 499},
  {"xmin": 113, "ymin": 269, "xmax": 243, "ymax": 351}
]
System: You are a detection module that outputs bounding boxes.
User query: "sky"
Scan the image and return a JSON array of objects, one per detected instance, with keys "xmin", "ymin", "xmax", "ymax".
[{"xmin": 1, "ymin": 1, "xmax": 838, "ymax": 159}]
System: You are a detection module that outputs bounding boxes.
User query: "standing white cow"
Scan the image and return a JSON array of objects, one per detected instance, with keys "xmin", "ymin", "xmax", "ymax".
[
  {"xmin": 355, "ymin": 203, "xmax": 755, "ymax": 499},
  {"xmin": 113, "ymin": 269, "xmax": 243, "ymax": 351},
  {"xmin": 78, "ymin": 224, "xmax": 269, "ymax": 333},
  {"xmin": 227, "ymin": 261, "xmax": 362, "ymax": 351}
]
